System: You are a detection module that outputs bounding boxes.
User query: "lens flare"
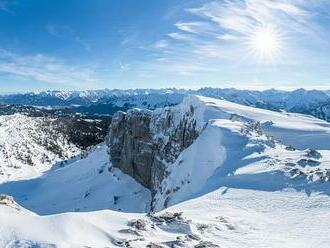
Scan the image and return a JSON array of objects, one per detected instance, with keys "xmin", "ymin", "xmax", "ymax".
[{"xmin": 246, "ymin": 25, "xmax": 284, "ymax": 63}]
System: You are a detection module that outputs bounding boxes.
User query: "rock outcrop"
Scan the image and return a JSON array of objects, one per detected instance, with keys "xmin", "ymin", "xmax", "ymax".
[
  {"xmin": 107, "ymin": 109, "xmax": 154, "ymax": 190},
  {"xmin": 106, "ymin": 101, "xmax": 201, "ymax": 204},
  {"xmin": 0, "ymin": 194, "xmax": 21, "ymax": 210}
]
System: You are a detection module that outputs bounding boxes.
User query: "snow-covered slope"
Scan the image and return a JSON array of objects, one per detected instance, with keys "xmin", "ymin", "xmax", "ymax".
[
  {"xmin": 194, "ymin": 96, "xmax": 330, "ymax": 150},
  {"xmin": 0, "ymin": 95, "xmax": 329, "ymax": 247},
  {"xmin": 0, "ymin": 144, "xmax": 150, "ymax": 215},
  {"xmin": 0, "ymin": 114, "xmax": 80, "ymax": 183},
  {"xmin": 1, "ymin": 187, "xmax": 329, "ymax": 248},
  {"xmin": 152, "ymin": 95, "xmax": 330, "ymax": 209}
]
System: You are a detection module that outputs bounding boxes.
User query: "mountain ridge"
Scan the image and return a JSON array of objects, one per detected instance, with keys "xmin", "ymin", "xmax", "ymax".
[{"xmin": 1, "ymin": 87, "xmax": 330, "ymax": 122}]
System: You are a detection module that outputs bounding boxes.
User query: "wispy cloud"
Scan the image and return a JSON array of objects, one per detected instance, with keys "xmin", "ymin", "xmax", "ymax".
[
  {"xmin": 168, "ymin": 32, "xmax": 195, "ymax": 41},
  {"xmin": 0, "ymin": 0, "xmax": 15, "ymax": 13},
  {"xmin": 174, "ymin": 21, "xmax": 213, "ymax": 34},
  {"xmin": 138, "ymin": 0, "xmax": 330, "ymax": 86},
  {"xmin": 0, "ymin": 49, "xmax": 97, "ymax": 86},
  {"xmin": 46, "ymin": 24, "xmax": 91, "ymax": 51},
  {"xmin": 143, "ymin": 58, "xmax": 217, "ymax": 76},
  {"xmin": 151, "ymin": 0, "xmax": 327, "ymax": 67},
  {"xmin": 188, "ymin": 0, "xmax": 316, "ymax": 37},
  {"xmin": 119, "ymin": 62, "xmax": 130, "ymax": 72},
  {"xmin": 154, "ymin": 40, "xmax": 169, "ymax": 49}
]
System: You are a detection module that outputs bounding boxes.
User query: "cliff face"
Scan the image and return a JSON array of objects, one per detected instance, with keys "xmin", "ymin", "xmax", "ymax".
[
  {"xmin": 107, "ymin": 109, "xmax": 154, "ymax": 190},
  {"xmin": 106, "ymin": 101, "xmax": 201, "ymax": 204}
]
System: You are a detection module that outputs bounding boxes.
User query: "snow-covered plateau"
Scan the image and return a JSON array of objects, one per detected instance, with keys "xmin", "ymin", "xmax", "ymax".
[{"xmin": 0, "ymin": 95, "xmax": 329, "ymax": 248}]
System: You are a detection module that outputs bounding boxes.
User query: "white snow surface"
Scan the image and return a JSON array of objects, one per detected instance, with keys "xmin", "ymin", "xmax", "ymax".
[
  {"xmin": 0, "ymin": 95, "xmax": 329, "ymax": 247},
  {"xmin": 0, "ymin": 144, "xmax": 151, "ymax": 215},
  {"xmin": 0, "ymin": 114, "xmax": 80, "ymax": 183}
]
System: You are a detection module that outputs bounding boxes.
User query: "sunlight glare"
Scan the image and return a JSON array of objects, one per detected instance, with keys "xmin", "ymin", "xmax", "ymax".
[{"xmin": 247, "ymin": 25, "xmax": 283, "ymax": 63}]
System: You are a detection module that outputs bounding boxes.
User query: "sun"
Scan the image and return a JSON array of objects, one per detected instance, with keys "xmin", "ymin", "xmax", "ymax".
[{"xmin": 247, "ymin": 25, "xmax": 283, "ymax": 63}]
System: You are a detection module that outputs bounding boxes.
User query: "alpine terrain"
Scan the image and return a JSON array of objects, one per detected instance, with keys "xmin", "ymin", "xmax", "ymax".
[{"xmin": 0, "ymin": 93, "xmax": 329, "ymax": 247}]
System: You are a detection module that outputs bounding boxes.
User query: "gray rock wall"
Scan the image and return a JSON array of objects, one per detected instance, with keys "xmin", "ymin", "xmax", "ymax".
[{"xmin": 106, "ymin": 105, "xmax": 200, "ymax": 204}]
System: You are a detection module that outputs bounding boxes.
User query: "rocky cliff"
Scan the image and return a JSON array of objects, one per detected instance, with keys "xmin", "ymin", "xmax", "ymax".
[{"xmin": 106, "ymin": 98, "xmax": 202, "ymax": 206}]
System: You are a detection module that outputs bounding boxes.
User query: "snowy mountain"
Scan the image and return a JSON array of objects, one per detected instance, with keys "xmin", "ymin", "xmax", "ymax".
[
  {"xmin": 312, "ymin": 103, "xmax": 330, "ymax": 121},
  {"xmin": 1, "ymin": 95, "xmax": 329, "ymax": 247},
  {"xmin": 0, "ymin": 114, "xmax": 111, "ymax": 183},
  {"xmin": 107, "ymin": 95, "xmax": 330, "ymax": 210},
  {"xmin": 196, "ymin": 87, "xmax": 330, "ymax": 113},
  {"xmin": 0, "ymin": 114, "xmax": 80, "ymax": 182},
  {"xmin": 0, "ymin": 89, "xmax": 186, "ymax": 108},
  {"xmin": 1, "ymin": 88, "xmax": 330, "ymax": 122}
]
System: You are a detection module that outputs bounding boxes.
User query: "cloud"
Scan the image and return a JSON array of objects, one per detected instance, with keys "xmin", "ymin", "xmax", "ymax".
[
  {"xmin": 119, "ymin": 62, "xmax": 130, "ymax": 72},
  {"xmin": 0, "ymin": 0, "xmax": 15, "ymax": 13},
  {"xmin": 46, "ymin": 24, "xmax": 91, "ymax": 51},
  {"xmin": 154, "ymin": 40, "xmax": 169, "ymax": 49},
  {"xmin": 193, "ymin": 44, "xmax": 223, "ymax": 58},
  {"xmin": 0, "ymin": 49, "xmax": 97, "ymax": 86},
  {"xmin": 217, "ymin": 34, "xmax": 240, "ymax": 41},
  {"xmin": 143, "ymin": 56, "xmax": 217, "ymax": 76},
  {"xmin": 168, "ymin": 32, "xmax": 194, "ymax": 41},
  {"xmin": 174, "ymin": 62, "xmax": 216, "ymax": 75},
  {"xmin": 154, "ymin": 0, "xmax": 327, "ymax": 65},
  {"xmin": 188, "ymin": 0, "xmax": 315, "ymax": 36},
  {"xmin": 174, "ymin": 22, "xmax": 212, "ymax": 34},
  {"xmin": 138, "ymin": 0, "xmax": 330, "ymax": 86}
]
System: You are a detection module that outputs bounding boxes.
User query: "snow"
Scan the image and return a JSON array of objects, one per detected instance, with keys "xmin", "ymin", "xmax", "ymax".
[
  {"xmin": 170, "ymin": 187, "xmax": 330, "ymax": 248},
  {"xmin": 196, "ymin": 95, "xmax": 330, "ymax": 149},
  {"xmin": 0, "ymin": 144, "xmax": 151, "ymax": 215},
  {"xmin": 1, "ymin": 185, "xmax": 329, "ymax": 247},
  {"xmin": 0, "ymin": 95, "xmax": 329, "ymax": 247},
  {"xmin": 0, "ymin": 114, "xmax": 80, "ymax": 183}
]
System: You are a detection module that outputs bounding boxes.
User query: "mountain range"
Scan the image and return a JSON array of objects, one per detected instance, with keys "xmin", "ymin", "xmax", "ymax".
[{"xmin": 1, "ymin": 88, "xmax": 330, "ymax": 121}]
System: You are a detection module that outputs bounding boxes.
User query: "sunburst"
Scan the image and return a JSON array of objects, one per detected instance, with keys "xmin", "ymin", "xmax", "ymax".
[{"xmin": 246, "ymin": 25, "xmax": 284, "ymax": 63}]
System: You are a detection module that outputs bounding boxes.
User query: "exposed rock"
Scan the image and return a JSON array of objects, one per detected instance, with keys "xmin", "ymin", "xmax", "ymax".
[
  {"xmin": 285, "ymin": 145, "xmax": 296, "ymax": 151},
  {"xmin": 147, "ymin": 243, "xmax": 165, "ymax": 248},
  {"xmin": 128, "ymin": 219, "xmax": 148, "ymax": 231},
  {"xmin": 186, "ymin": 234, "xmax": 202, "ymax": 241},
  {"xmin": 106, "ymin": 109, "xmax": 154, "ymax": 190},
  {"xmin": 118, "ymin": 228, "xmax": 142, "ymax": 236},
  {"xmin": 150, "ymin": 212, "xmax": 185, "ymax": 224},
  {"xmin": 0, "ymin": 194, "xmax": 20, "ymax": 210},
  {"xmin": 297, "ymin": 158, "xmax": 321, "ymax": 167},
  {"xmin": 106, "ymin": 104, "xmax": 201, "ymax": 205},
  {"xmin": 289, "ymin": 168, "xmax": 306, "ymax": 178},
  {"xmin": 163, "ymin": 239, "xmax": 186, "ymax": 247},
  {"xmin": 305, "ymin": 148, "xmax": 322, "ymax": 159},
  {"xmin": 285, "ymin": 162, "xmax": 296, "ymax": 167},
  {"xmin": 112, "ymin": 237, "xmax": 145, "ymax": 247},
  {"xmin": 112, "ymin": 238, "xmax": 131, "ymax": 247},
  {"xmin": 194, "ymin": 241, "xmax": 219, "ymax": 248},
  {"xmin": 196, "ymin": 223, "xmax": 212, "ymax": 233}
]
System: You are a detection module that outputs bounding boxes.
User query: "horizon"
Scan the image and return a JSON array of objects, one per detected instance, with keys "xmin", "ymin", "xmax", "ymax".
[
  {"xmin": 1, "ymin": 1, "xmax": 330, "ymax": 92},
  {"xmin": 1, "ymin": 85, "xmax": 330, "ymax": 96}
]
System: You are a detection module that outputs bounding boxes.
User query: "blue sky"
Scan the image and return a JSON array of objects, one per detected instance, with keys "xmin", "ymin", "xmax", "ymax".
[{"xmin": 0, "ymin": 0, "xmax": 330, "ymax": 92}]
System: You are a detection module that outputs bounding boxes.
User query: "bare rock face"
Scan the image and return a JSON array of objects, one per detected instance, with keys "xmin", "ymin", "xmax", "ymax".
[
  {"xmin": 106, "ymin": 105, "xmax": 200, "ymax": 203},
  {"xmin": 107, "ymin": 109, "xmax": 154, "ymax": 190}
]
